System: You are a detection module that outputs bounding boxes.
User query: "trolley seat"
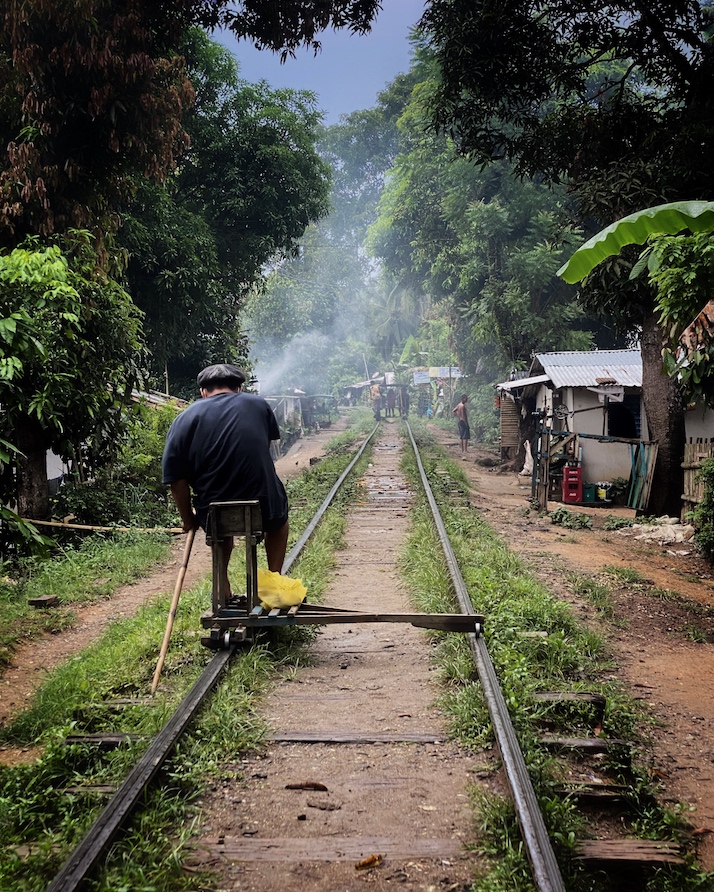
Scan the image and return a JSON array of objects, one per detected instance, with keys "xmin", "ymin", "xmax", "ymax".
[{"xmin": 200, "ymin": 501, "xmax": 485, "ymax": 650}]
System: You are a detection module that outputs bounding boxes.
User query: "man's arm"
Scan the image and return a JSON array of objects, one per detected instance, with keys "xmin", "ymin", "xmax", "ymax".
[{"xmin": 170, "ymin": 480, "xmax": 198, "ymax": 532}]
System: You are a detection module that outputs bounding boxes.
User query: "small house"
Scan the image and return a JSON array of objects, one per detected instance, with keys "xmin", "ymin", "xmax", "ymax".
[{"xmin": 497, "ymin": 350, "xmax": 650, "ymax": 506}]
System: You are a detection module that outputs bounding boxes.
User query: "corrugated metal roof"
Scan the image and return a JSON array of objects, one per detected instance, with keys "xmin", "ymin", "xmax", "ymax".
[
  {"xmin": 496, "ymin": 374, "xmax": 550, "ymax": 391},
  {"xmin": 532, "ymin": 350, "xmax": 641, "ymax": 389}
]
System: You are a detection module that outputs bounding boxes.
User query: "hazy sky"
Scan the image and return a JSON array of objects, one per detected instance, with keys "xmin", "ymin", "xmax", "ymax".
[{"xmin": 217, "ymin": 1, "xmax": 425, "ymax": 124}]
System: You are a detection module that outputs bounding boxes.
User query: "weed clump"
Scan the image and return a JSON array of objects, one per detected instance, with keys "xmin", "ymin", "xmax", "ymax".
[
  {"xmin": 548, "ymin": 506, "xmax": 592, "ymax": 530},
  {"xmin": 690, "ymin": 458, "xmax": 714, "ymax": 559}
]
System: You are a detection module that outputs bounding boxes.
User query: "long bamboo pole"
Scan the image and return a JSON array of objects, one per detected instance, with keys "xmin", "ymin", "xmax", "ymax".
[{"xmin": 151, "ymin": 529, "xmax": 196, "ymax": 695}]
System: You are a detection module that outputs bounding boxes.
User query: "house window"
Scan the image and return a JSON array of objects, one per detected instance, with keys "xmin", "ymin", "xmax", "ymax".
[{"xmin": 607, "ymin": 394, "xmax": 641, "ymax": 438}]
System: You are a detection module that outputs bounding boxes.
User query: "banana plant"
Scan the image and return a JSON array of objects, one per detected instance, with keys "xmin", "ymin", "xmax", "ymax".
[
  {"xmin": 557, "ymin": 200, "xmax": 714, "ymax": 405},
  {"xmin": 557, "ymin": 200, "xmax": 714, "ymax": 284}
]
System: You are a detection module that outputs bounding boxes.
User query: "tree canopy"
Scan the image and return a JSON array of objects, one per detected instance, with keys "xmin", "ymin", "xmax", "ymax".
[
  {"xmin": 0, "ymin": 3, "xmax": 366, "ymax": 527},
  {"xmin": 419, "ymin": 0, "xmax": 714, "ymax": 203},
  {"xmin": 0, "ymin": 1, "xmax": 383, "ymax": 247},
  {"xmin": 367, "ymin": 51, "xmax": 593, "ymax": 382},
  {"xmin": 120, "ymin": 30, "xmax": 332, "ymax": 389},
  {"xmin": 0, "ymin": 1, "xmax": 195, "ymax": 244}
]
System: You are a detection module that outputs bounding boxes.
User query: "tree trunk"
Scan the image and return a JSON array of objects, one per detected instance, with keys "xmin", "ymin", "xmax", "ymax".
[
  {"xmin": 14, "ymin": 416, "xmax": 50, "ymax": 520},
  {"xmin": 640, "ymin": 310, "xmax": 685, "ymax": 517}
]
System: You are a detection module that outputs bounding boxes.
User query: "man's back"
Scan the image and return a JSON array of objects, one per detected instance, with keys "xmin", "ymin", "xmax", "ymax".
[{"xmin": 163, "ymin": 391, "xmax": 282, "ymax": 516}]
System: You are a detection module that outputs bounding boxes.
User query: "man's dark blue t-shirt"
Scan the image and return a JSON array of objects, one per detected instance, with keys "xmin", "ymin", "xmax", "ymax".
[{"xmin": 162, "ymin": 392, "xmax": 287, "ymax": 529}]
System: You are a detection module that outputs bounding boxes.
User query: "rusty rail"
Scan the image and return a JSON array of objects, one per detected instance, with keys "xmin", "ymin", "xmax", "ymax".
[
  {"xmin": 405, "ymin": 421, "xmax": 566, "ymax": 892},
  {"xmin": 46, "ymin": 423, "xmax": 379, "ymax": 892}
]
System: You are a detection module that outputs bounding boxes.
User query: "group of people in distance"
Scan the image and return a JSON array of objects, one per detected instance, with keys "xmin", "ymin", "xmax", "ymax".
[
  {"xmin": 369, "ymin": 382, "xmax": 410, "ymax": 421},
  {"xmin": 369, "ymin": 381, "xmax": 470, "ymax": 455}
]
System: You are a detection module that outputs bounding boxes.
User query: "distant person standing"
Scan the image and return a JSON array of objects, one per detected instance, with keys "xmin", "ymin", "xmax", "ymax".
[
  {"xmin": 452, "ymin": 394, "xmax": 470, "ymax": 456},
  {"xmin": 370, "ymin": 382, "xmax": 382, "ymax": 421},
  {"xmin": 399, "ymin": 386, "xmax": 410, "ymax": 417},
  {"xmin": 386, "ymin": 388, "xmax": 397, "ymax": 417}
]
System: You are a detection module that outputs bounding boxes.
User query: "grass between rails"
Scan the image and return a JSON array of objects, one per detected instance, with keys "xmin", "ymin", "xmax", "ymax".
[
  {"xmin": 0, "ymin": 417, "xmax": 374, "ymax": 892},
  {"xmin": 400, "ymin": 422, "xmax": 713, "ymax": 892}
]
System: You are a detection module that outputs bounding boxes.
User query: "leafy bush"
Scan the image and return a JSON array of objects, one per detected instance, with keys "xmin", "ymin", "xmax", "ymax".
[
  {"xmin": 52, "ymin": 401, "xmax": 182, "ymax": 528},
  {"xmin": 469, "ymin": 382, "xmax": 501, "ymax": 445},
  {"xmin": 548, "ymin": 506, "xmax": 593, "ymax": 530},
  {"xmin": 603, "ymin": 515, "xmax": 634, "ymax": 531}
]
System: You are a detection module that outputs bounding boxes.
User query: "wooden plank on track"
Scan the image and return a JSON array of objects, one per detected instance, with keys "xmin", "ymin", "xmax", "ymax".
[
  {"xmin": 268, "ymin": 730, "xmax": 444, "ymax": 744},
  {"xmin": 540, "ymin": 734, "xmax": 629, "ymax": 754},
  {"xmin": 63, "ymin": 733, "xmax": 145, "ymax": 749},
  {"xmin": 575, "ymin": 838, "xmax": 684, "ymax": 865},
  {"xmin": 554, "ymin": 783, "xmax": 629, "ymax": 804},
  {"xmin": 194, "ymin": 835, "xmax": 465, "ymax": 862},
  {"xmin": 534, "ymin": 692, "xmax": 606, "ymax": 706}
]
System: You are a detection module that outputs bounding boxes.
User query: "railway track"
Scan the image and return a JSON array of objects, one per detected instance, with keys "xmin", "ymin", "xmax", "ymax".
[{"xmin": 41, "ymin": 419, "xmax": 689, "ymax": 891}]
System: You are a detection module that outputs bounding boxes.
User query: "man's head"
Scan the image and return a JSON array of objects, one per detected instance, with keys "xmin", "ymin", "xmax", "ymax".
[{"xmin": 197, "ymin": 364, "xmax": 246, "ymax": 395}]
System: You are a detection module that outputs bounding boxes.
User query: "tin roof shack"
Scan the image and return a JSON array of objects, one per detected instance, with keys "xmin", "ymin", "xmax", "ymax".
[
  {"xmin": 264, "ymin": 394, "xmax": 304, "ymax": 457},
  {"xmin": 497, "ymin": 350, "xmax": 653, "ymax": 507}
]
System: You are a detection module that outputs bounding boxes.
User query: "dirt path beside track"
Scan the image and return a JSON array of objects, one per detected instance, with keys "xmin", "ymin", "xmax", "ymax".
[{"xmin": 431, "ymin": 423, "xmax": 714, "ymax": 870}]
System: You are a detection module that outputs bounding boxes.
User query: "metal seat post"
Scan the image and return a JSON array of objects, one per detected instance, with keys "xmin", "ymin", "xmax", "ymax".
[{"xmin": 206, "ymin": 501, "xmax": 264, "ymax": 613}]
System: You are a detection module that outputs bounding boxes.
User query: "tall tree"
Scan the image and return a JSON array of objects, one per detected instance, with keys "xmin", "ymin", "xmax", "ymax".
[
  {"xmin": 120, "ymin": 30, "xmax": 332, "ymax": 390},
  {"xmin": 417, "ymin": 0, "xmax": 714, "ymax": 513},
  {"xmin": 368, "ymin": 56, "xmax": 592, "ymax": 383},
  {"xmin": 245, "ymin": 71, "xmax": 417, "ymax": 394},
  {"xmin": 318, "ymin": 71, "xmax": 417, "ymax": 243},
  {"xmin": 0, "ymin": 1, "xmax": 197, "ymax": 246},
  {"xmin": 0, "ymin": 2, "xmax": 386, "ymax": 523},
  {"xmin": 0, "ymin": 236, "xmax": 142, "ymax": 520},
  {"xmin": 0, "ymin": 1, "xmax": 383, "ymax": 248}
]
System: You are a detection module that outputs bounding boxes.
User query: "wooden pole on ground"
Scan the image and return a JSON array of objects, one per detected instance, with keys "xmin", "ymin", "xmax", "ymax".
[{"xmin": 151, "ymin": 528, "xmax": 196, "ymax": 695}]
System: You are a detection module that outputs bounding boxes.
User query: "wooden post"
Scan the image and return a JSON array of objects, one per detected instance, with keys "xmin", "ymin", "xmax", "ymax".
[{"xmin": 151, "ymin": 528, "xmax": 196, "ymax": 695}]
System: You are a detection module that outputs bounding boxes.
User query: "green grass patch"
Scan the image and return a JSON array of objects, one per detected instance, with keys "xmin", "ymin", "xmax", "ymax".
[
  {"xmin": 0, "ymin": 531, "xmax": 173, "ymax": 669},
  {"xmin": 599, "ymin": 564, "xmax": 649, "ymax": 585},
  {"xmin": 566, "ymin": 571, "xmax": 616, "ymax": 619}
]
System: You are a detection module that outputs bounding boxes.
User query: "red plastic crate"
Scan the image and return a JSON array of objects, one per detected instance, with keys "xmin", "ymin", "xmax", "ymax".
[{"xmin": 562, "ymin": 466, "xmax": 582, "ymax": 503}]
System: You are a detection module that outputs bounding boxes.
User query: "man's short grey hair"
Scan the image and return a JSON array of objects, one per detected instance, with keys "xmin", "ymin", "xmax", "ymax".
[{"xmin": 197, "ymin": 364, "xmax": 246, "ymax": 390}]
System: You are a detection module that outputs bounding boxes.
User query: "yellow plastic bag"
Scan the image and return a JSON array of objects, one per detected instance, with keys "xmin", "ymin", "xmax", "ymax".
[{"xmin": 257, "ymin": 568, "xmax": 307, "ymax": 609}]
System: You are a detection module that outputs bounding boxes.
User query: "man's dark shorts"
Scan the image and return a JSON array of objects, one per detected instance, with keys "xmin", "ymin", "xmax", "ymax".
[{"xmin": 458, "ymin": 419, "xmax": 470, "ymax": 441}]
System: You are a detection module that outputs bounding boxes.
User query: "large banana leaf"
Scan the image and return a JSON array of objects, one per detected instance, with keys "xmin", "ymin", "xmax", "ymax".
[{"xmin": 557, "ymin": 200, "xmax": 714, "ymax": 284}]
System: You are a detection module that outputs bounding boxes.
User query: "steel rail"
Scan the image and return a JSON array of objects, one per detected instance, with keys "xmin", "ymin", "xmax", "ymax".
[
  {"xmin": 283, "ymin": 422, "xmax": 379, "ymax": 573},
  {"xmin": 47, "ymin": 649, "xmax": 233, "ymax": 892},
  {"xmin": 47, "ymin": 422, "xmax": 379, "ymax": 892},
  {"xmin": 405, "ymin": 421, "xmax": 566, "ymax": 892}
]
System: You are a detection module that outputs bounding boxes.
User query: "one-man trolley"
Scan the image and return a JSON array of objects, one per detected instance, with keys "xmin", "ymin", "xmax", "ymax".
[{"xmin": 200, "ymin": 500, "xmax": 484, "ymax": 649}]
